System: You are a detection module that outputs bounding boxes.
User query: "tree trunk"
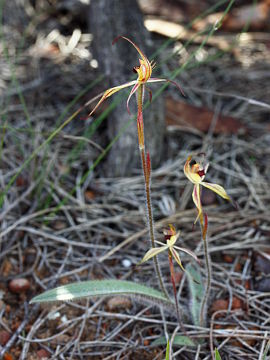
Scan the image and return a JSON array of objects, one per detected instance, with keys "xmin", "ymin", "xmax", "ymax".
[{"xmin": 89, "ymin": 0, "xmax": 165, "ymax": 177}]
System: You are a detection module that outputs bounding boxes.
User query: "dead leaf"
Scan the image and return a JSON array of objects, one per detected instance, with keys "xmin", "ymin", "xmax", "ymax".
[
  {"xmin": 193, "ymin": 3, "xmax": 270, "ymax": 32},
  {"xmin": 166, "ymin": 97, "xmax": 247, "ymax": 135},
  {"xmin": 223, "ymin": 2, "xmax": 270, "ymax": 31}
]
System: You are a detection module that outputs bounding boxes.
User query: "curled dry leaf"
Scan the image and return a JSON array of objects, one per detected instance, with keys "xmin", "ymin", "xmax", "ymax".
[{"xmin": 166, "ymin": 97, "xmax": 247, "ymax": 135}]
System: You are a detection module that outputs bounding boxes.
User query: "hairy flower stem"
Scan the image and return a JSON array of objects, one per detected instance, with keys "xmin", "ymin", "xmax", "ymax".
[
  {"xmin": 137, "ymin": 84, "xmax": 169, "ymax": 300},
  {"xmin": 199, "ymin": 214, "xmax": 211, "ymax": 327}
]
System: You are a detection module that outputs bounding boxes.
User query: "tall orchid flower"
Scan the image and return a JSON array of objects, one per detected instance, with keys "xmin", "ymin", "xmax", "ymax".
[
  {"xmin": 88, "ymin": 36, "xmax": 184, "ymax": 300},
  {"xmin": 88, "ymin": 36, "xmax": 184, "ymax": 118},
  {"xmin": 184, "ymin": 154, "xmax": 232, "ymax": 326}
]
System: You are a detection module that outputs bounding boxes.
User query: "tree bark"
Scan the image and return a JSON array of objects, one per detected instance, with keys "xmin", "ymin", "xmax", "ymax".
[{"xmin": 89, "ymin": 0, "xmax": 165, "ymax": 177}]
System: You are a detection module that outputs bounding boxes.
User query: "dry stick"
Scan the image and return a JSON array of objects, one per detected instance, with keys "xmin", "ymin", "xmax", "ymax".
[
  {"xmin": 200, "ymin": 213, "xmax": 211, "ymax": 327},
  {"xmin": 136, "ymin": 83, "xmax": 169, "ymax": 300}
]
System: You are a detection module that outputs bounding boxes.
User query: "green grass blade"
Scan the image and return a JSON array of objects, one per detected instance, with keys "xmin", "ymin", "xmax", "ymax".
[
  {"xmin": 151, "ymin": 335, "xmax": 196, "ymax": 348},
  {"xmin": 215, "ymin": 348, "xmax": 222, "ymax": 360},
  {"xmin": 30, "ymin": 280, "xmax": 173, "ymax": 307},
  {"xmin": 165, "ymin": 339, "xmax": 170, "ymax": 360}
]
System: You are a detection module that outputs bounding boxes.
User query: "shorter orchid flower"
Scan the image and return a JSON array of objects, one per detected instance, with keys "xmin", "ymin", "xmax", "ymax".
[
  {"xmin": 139, "ymin": 224, "xmax": 198, "ymax": 331},
  {"xmin": 138, "ymin": 224, "xmax": 198, "ymax": 272},
  {"xmin": 184, "ymin": 155, "xmax": 232, "ymax": 226},
  {"xmin": 88, "ymin": 36, "xmax": 184, "ymax": 117}
]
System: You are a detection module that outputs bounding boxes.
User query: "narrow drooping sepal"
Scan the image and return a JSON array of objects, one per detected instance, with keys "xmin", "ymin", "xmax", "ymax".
[
  {"xmin": 127, "ymin": 82, "xmax": 140, "ymax": 114},
  {"xmin": 192, "ymin": 184, "xmax": 203, "ymax": 225},
  {"xmin": 88, "ymin": 80, "xmax": 137, "ymax": 117},
  {"xmin": 201, "ymin": 182, "xmax": 231, "ymax": 201}
]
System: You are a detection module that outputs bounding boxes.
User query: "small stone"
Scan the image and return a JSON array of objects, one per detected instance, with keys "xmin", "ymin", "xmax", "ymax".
[
  {"xmin": 0, "ymin": 330, "xmax": 11, "ymax": 346},
  {"xmin": 9, "ymin": 278, "xmax": 30, "ymax": 293},
  {"xmin": 122, "ymin": 259, "xmax": 132, "ymax": 268},
  {"xmin": 37, "ymin": 349, "xmax": 50, "ymax": 359},
  {"xmin": 52, "ymin": 221, "xmax": 66, "ymax": 230},
  {"xmin": 107, "ymin": 297, "xmax": 132, "ymax": 311}
]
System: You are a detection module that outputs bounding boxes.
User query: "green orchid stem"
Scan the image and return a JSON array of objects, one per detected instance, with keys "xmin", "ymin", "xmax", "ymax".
[
  {"xmin": 137, "ymin": 84, "xmax": 169, "ymax": 300},
  {"xmin": 199, "ymin": 214, "xmax": 211, "ymax": 327}
]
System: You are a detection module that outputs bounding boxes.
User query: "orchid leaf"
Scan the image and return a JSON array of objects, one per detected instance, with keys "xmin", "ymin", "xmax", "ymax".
[
  {"xmin": 151, "ymin": 335, "xmax": 196, "ymax": 348},
  {"xmin": 186, "ymin": 264, "xmax": 204, "ymax": 327},
  {"xmin": 30, "ymin": 280, "xmax": 173, "ymax": 307}
]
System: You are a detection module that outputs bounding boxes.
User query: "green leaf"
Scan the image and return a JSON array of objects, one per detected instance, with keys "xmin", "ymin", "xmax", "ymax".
[
  {"xmin": 151, "ymin": 335, "xmax": 196, "ymax": 347},
  {"xmin": 30, "ymin": 280, "xmax": 173, "ymax": 307},
  {"xmin": 215, "ymin": 348, "xmax": 222, "ymax": 360},
  {"xmin": 186, "ymin": 264, "xmax": 204, "ymax": 327}
]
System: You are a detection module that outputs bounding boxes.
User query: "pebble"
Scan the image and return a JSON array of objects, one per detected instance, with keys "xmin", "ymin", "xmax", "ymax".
[
  {"xmin": 107, "ymin": 296, "xmax": 132, "ymax": 311},
  {"xmin": 9, "ymin": 278, "xmax": 30, "ymax": 293},
  {"xmin": 37, "ymin": 349, "xmax": 50, "ymax": 359},
  {"xmin": 122, "ymin": 259, "xmax": 132, "ymax": 268}
]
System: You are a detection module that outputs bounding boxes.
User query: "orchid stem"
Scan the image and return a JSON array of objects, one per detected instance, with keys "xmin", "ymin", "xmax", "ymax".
[
  {"xmin": 199, "ymin": 214, "xmax": 211, "ymax": 327},
  {"xmin": 137, "ymin": 84, "xmax": 169, "ymax": 300}
]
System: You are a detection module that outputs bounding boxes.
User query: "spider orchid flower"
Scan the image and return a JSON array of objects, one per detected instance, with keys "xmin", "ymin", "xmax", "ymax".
[
  {"xmin": 88, "ymin": 36, "xmax": 184, "ymax": 117},
  {"xmin": 184, "ymin": 155, "xmax": 231, "ymax": 225},
  {"xmin": 138, "ymin": 224, "xmax": 198, "ymax": 272}
]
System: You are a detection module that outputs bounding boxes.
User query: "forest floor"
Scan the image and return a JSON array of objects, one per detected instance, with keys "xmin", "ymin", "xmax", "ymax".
[{"xmin": 0, "ymin": 1, "xmax": 270, "ymax": 359}]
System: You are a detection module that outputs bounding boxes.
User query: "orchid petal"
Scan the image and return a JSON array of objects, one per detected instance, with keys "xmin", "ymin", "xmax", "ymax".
[
  {"xmin": 184, "ymin": 156, "xmax": 203, "ymax": 184},
  {"xmin": 138, "ymin": 245, "xmax": 169, "ymax": 265},
  {"xmin": 192, "ymin": 184, "xmax": 203, "ymax": 224},
  {"xmin": 89, "ymin": 80, "xmax": 137, "ymax": 116},
  {"xmin": 173, "ymin": 246, "xmax": 200, "ymax": 264},
  {"xmin": 167, "ymin": 232, "xmax": 180, "ymax": 247},
  {"xmin": 170, "ymin": 247, "xmax": 185, "ymax": 272},
  {"xmin": 113, "ymin": 36, "xmax": 152, "ymax": 82},
  {"xmin": 126, "ymin": 82, "xmax": 139, "ymax": 114},
  {"xmin": 201, "ymin": 182, "xmax": 231, "ymax": 201},
  {"xmin": 147, "ymin": 78, "xmax": 185, "ymax": 96},
  {"xmin": 113, "ymin": 36, "xmax": 149, "ymax": 66}
]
